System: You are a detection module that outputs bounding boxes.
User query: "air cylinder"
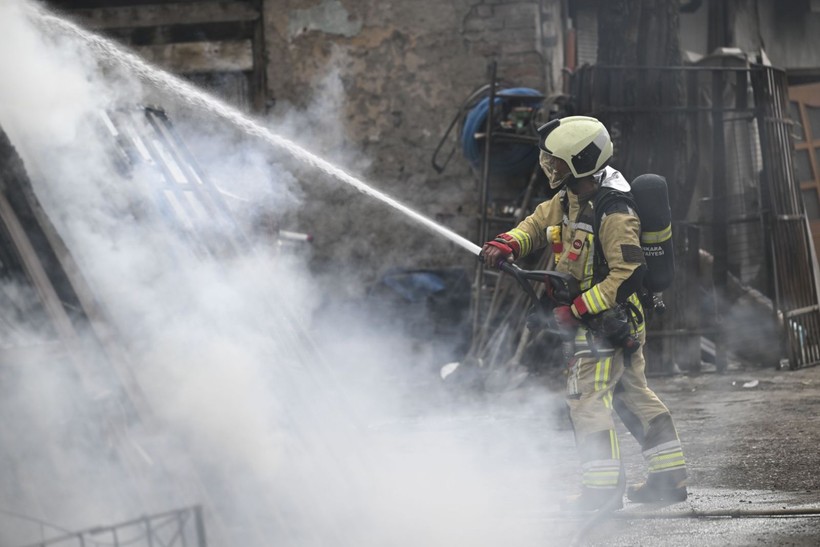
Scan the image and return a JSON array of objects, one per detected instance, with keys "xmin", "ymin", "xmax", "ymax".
[{"xmin": 631, "ymin": 174, "xmax": 674, "ymax": 292}]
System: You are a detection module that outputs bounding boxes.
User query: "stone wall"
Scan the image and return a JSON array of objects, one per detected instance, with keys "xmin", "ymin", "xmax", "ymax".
[
  {"xmin": 262, "ymin": 0, "xmax": 563, "ymax": 290},
  {"xmin": 44, "ymin": 0, "xmax": 565, "ymax": 293}
]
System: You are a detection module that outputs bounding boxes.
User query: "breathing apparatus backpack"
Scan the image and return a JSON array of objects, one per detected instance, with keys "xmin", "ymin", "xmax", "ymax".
[
  {"xmin": 591, "ymin": 173, "xmax": 675, "ymax": 314},
  {"xmin": 555, "ymin": 173, "xmax": 672, "ymax": 355},
  {"xmin": 528, "ymin": 173, "xmax": 675, "ymax": 356}
]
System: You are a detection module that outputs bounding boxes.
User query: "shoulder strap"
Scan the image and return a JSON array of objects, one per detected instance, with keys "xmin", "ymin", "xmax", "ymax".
[
  {"xmin": 591, "ymin": 187, "xmax": 638, "ymax": 283},
  {"xmin": 559, "ymin": 188, "xmax": 569, "ymax": 216},
  {"xmin": 592, "ymin": 187, "xmax": 637, "ymax": 233}
]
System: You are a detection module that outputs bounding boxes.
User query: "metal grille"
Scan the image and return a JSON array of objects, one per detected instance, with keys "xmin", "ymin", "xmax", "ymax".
[
  {"xmin": 571, "ymin": 62, "xmax": 820, "ymax": 371},
  {"xmin": 752, "ymin": 66, "xmax": 820, "ymax": 369},
  {"xmin": 16, "ymin": 506, "xmax": 206, "ymax": 547},
  {"xmin": 100, "ymin": 106, "xmax": 250, "ymax": 259}
]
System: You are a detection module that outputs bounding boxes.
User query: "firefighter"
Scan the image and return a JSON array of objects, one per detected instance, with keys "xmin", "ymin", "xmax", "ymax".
[{"xmin": 482, "ymin": 116, "xmax": 687, "ymax": 511}]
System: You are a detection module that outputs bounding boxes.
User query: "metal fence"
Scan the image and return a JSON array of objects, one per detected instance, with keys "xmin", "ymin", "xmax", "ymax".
[
  {"xmin": 752, "ymin": 67, "xmax": 820, "ymax": 369},
  {"xmin": 571, "ymin": 61, "xmax": 820, "ymax": 371},
  {"xmin": 16, "ymin": 506, "xmax": 206, "ymax": 547}
]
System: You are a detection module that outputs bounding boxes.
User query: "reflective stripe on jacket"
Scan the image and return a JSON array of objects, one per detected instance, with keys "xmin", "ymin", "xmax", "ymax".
[{"xmin": 504, "ymin": 164, "xmax": 643, "ymax": 316}]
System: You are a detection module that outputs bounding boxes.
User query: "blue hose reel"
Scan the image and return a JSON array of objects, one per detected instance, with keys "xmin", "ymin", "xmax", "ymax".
[{"xmin": 460, "ymin": 87, "xmax": 544, "ymax": 177}]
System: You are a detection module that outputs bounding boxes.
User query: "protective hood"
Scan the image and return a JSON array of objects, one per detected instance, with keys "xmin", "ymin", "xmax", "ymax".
[{"xmin": 595, "ymin": 166, "xmax": 630, "ymax": 192}]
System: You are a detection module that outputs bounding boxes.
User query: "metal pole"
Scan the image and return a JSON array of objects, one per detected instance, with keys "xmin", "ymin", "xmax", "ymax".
[
  {"xmin": 711, "ymin": 68, "xmax": 728, "ymax": 373},
  {"xmin": 194, "ymin": 506, "xmax": 208, "ymax": 547},
  {"xmin": 480, "ymin": 61, "xmax": 498, "ymax": 246},
  {"xmin": 471, "ymin": 61, "xmax": 498, "ymax": 340},
  {"xmin": 144, "ymin": 517, "xmax": 154, "ymax": 547}
]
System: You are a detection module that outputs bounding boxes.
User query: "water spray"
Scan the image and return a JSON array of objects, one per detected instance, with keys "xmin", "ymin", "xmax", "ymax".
[{"xmin": 26, "ymin": 4, "xmax": 482, "ymax": 258}]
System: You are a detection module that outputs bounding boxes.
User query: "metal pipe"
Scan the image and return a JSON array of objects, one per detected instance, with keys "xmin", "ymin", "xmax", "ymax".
[
  {"xmin": 194, "ymin": 505, "xmax": 208, "ymax": 547},
  {"xmin": 711, "ymin": 68, "xmax": 728, "ymax": 373},
  {"xmin": 613, "ymin": 506, "xmax": 820, "ymax": 520},
  {"xmin": 472, "ymin": 62, "xmax": 498, "ymax": 341},
  {"xmin": 480, "ymin": 61, "xmax": 498, "ymax": 248}
]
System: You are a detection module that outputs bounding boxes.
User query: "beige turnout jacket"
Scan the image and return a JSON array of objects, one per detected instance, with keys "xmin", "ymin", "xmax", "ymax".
[{"xmin": 504, "ymin": 165, "xmax": 644, "ymax": 318}]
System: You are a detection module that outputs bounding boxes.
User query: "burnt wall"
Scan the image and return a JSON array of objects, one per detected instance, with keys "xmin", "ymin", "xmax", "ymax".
[
  {"xmin": 262, "ymin": 0, "xmax": 563, "ymax": 287},
  {"xmin": 680, "ymin": 0, "xmax": 820, "ymax": 69},
  {"xmin": 41, "ymin": 0, "xmax": 564, "ymax": 291}
]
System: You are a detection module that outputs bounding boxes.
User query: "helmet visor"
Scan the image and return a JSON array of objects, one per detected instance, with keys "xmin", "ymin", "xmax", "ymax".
[{"xmin": 540, "ymin": 152, "xmax": 570, "ymax": 190}]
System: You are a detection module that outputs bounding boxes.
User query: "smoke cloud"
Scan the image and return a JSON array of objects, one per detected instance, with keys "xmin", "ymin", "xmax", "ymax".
[{"xmin": 0, "ymin": 1, "xmax": 570, "ymax": 545}]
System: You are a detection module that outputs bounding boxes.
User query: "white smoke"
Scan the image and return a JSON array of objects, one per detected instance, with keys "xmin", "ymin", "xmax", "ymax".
[{"xmin": 0, "ymin": 1, "xmax": 572, "ymax": 546}]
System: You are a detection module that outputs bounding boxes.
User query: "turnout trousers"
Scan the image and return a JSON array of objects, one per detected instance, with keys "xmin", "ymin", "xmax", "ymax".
[{"xmin": 566, "ymin": 330, "xmax": 687, "ymax": 497}]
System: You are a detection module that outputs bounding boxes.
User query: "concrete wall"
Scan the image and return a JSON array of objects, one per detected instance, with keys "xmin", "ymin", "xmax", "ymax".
[
  {"xmin": 746, "ymin": 1, "xmax": 820, "ymax": 69},
  {"xmin": 681, "ymin": 0, "xmax": 820, "ymax": 69},
  {"xmin": 261, "ymin": 0, "xmax": 564, "ymax": 289},
  {"xmin": 47, "ymin": 0, "xmax": 566, "ymax": 291},
  {"xmin": 679, "ymin": 2, "xmax": 709, "ymax": 57}
]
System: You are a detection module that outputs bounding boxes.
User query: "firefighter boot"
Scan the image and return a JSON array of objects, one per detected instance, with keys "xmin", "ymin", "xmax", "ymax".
[
  {"xmin": 628, "ymin": 412, "xmax": 688, "ymax": 503},
  {"xmin": 565, "ymin": 430, "xmax": 626, "ymax": 512},
  {"xmin": 627, "ymin": 472, "xmax": 687, "ymax": 503}
]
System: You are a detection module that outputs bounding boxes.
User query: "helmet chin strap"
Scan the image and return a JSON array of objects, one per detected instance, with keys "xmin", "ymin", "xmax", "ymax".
[
  {"xmin": 550, "ymin": 171, "xmax": 571, "ymax": 190},
  {"xmin": 567, "ymin": 176, "xmax": 600, "ymax": 200}
]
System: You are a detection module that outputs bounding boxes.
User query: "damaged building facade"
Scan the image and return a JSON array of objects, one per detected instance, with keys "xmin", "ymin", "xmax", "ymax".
[
  {"xmin": 33, "ymin": 1, "xmax": 820, "ymax": 375},
  {"xmin": 3, "ymin": 0, "xmax": 820, "ymax": 545},
  {"xmin": 46, "ymin": 0, "xmax": 563, "ymax": 272}
]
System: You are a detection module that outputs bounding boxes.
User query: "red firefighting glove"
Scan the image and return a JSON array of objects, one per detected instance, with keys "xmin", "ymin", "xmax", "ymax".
[
  {"xmin": 482, "ymin": 233, "xmax": 520, "ymax": 269},
  {"xmin": 553, "ymin": 305, "xmax": 581, "ymax": 331},
  {"xmin": 525, "ymin": 306, "xmax": 550, "ymax": 333}
]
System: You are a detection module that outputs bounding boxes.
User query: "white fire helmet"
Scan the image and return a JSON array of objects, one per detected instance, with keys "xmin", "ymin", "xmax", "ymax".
[{"xmin": 537, "ymin": 116, "xmax": 613, "ymax": 189}]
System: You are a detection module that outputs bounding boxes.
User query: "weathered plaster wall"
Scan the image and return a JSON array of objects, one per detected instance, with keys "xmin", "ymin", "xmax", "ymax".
[
  {"xmin": 745, "ymin": 1, "xmax": 820, "ymax": 69},
  {"xmin": 681, "ymin": 1, "xmax": 820, "ymax": 69},
  {"xmin": 679, "ymin": 3, "xmax": 708, "ymax": 57},
  {"xmin": 262, "ymin": 0, "xmax": 562, "ymax": 289}
]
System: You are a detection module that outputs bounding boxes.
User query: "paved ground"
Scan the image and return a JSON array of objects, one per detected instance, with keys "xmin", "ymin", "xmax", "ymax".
[
  {"xmin": 391, "ymin": 359, "xmax": 820, "ymax": 546},
  {"xmin": 319, "ymin": 310, "xmax": 820, "ymax": 546},
  {"xmin": 546, "ymin": 363, "xmax": 820, "ymax": 545}
]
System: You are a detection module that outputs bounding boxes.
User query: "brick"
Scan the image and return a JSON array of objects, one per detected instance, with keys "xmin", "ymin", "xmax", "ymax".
[
  {"xmin": 475, "ymin": 5, "xmax": 494, "ymax": 17},
  {"xmin": 462, "ymin": 15, "xmax": 505, "ymax": 33},
  {"xmin": 501, "ymin": 41, "xmax": 537, "ymax": 55},
  {"xmin": 494, "ymin": 2, "xmax": 538, "ymax": 30}
]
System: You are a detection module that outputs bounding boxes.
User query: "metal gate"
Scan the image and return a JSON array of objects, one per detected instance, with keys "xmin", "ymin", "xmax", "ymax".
[
  {"xmin": 753, "ymin": 67, "xmax": 820, "ymax": 369},
  {"xmin": 571, "ymin": 60, "xmax": 820, "ymax": 371}
]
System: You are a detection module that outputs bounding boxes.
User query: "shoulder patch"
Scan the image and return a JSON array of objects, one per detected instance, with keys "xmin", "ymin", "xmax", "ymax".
[{"xmin": 621, "ymin": 244, "xmax": 646, "ymax": 264}]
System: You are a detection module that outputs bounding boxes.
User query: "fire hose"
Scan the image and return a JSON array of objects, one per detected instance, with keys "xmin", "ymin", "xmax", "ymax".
[{"xmin": 486, "ymin": 257, "xmax": 641, "ymax": 358}]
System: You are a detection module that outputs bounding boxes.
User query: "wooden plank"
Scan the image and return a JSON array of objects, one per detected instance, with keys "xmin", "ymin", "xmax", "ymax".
[
  {"xmin": 135, "ymin": 39, "xmax": 253, "ymax": 73},
  {"xmin": 251, "ymin": 17, "xmax": 266, "ymax": 112},
  {"xmin": 71, "ymin": 1, "xmax": 260, "ymax": 30},
  {"xmin": 0, "ymin": 191, "xmax": 77, "ymax": 343}
]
